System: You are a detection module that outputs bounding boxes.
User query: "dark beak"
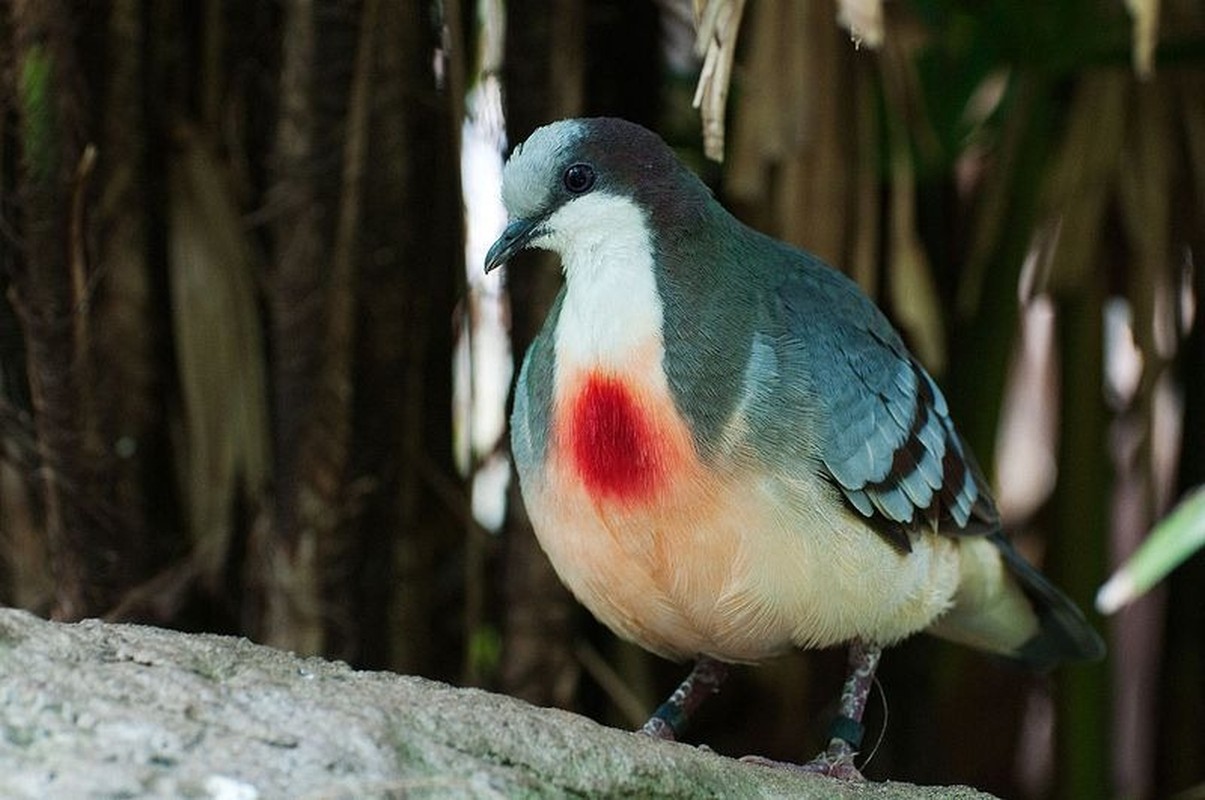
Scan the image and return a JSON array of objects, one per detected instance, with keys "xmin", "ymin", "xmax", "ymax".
[{"xmin": 485, "ymin": 217, "xmax": 544, "ymax": 273}]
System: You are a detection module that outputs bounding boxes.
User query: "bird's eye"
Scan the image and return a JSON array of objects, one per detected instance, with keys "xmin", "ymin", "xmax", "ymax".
[{"xmin": 562, "ymin": 163, "xmax": 596, "ymax": 194}]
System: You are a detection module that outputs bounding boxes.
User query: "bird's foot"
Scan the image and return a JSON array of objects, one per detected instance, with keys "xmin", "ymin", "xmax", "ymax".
[
  {"xmin": 635, "ymin": 657, "xmax": 730, "ymax": 743},
  {"xmin": 637, "ymin": 717, "xmax": 677, "ymax": 741},
  {"xmin": 741, "ymin": 738, "xmax": 864, "ymax": 781}
]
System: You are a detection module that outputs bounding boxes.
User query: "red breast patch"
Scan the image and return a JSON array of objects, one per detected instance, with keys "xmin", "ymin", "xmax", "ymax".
[{"xmin": 567, "ymin": 373, "xmax": 667, "ymax": 502}]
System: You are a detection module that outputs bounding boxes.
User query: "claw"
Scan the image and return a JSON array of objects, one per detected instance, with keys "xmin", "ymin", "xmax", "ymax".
[
  {"xmin": 637, "ymin": 716, "xmax": 677, "ymax": 741},
  {"xmin": 742, "ymin": 738, "xmax": 865, "ymax": 781}
]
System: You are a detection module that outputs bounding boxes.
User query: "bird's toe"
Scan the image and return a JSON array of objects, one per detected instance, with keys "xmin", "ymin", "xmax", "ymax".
[
  {"xmin": 740, "ymin": 739, "xmax": 865, "ymax": 781},
  {"xmin": 636, "ymin": 717, "xmax": 677, "ymax": 741}
]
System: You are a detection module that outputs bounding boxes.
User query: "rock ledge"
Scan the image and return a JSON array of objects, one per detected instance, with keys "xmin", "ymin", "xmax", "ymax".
[{"xmin": 0, "ymin": 608, "xmax": 994, "ymax": 799}]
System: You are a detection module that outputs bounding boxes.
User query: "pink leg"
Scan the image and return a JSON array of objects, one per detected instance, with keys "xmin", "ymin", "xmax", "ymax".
[
  {"xmin": 744, "ymin": 640, "xmax": 882, "ymax": 780},
  {"xmin": 638, "ymin": 656, "xmax": 730, "ymax": 741}
]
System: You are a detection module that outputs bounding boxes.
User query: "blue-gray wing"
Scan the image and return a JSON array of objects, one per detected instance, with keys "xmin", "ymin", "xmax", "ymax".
[{"xmin": 775, "ymin": 263, "xmax": 998, "ymax": 550}]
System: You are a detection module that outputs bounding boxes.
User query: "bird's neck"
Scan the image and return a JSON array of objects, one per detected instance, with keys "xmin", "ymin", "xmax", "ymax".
[
  {"xmin": 548, "ymin": 194, "xmax": 753, "ymax": 461},
  {"xmin": 552, "ymin": 194, "xmax": 666, "ymax": 373}
]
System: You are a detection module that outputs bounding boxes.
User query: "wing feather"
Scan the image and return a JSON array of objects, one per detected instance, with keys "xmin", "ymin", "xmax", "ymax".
[{"xmin": 774, "ymin": 263, "xmax": 998, "ymax": 548}]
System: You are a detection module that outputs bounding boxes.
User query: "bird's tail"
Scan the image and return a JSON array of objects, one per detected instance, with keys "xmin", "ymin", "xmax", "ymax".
[
  {"xmin": 993, "ymin": 533, "xmax": 1106, "ymax": 669},
  {"xmin": 926, "ymin": 533, "xmax": 1105, "ymax": 669}
]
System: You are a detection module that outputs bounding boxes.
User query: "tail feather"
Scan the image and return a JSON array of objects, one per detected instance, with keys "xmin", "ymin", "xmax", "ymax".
[
  {"xmin": 926, "ymin": 533, "xmax": 1105, "ymax": 669},
  {"xmin": 993, "ymin": 533, "xmax": 1106, "ymax": 669}
]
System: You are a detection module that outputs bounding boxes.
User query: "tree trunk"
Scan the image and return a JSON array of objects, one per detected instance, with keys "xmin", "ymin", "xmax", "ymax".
[
  {"xmin": 380, "ymin": 0, "xmax": 465, "ymax": 679},
  {"xmin": 9, "ymin": 0, "xmax": 112, "ymax": 618},
  {"xmin": 256, "ymin": 0, "xmax": 362, "ymax": 655},
  {"xmin": 496, "ymin": 0, "xmax": 587, "ymax": 709},
  {"xmin": 1051, "ymin": 285, "xmax": 1110, "ymax": 799}
]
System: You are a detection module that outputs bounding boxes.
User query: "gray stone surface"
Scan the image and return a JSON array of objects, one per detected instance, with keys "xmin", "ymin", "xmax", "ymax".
[{"xmin": 0, "ymin": 608, "xmax": 995, "ymax": 799}]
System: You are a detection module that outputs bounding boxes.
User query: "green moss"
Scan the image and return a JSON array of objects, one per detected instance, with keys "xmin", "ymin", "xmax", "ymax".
[{"xmin": 19, "ymin": 43, "xmax": 59, "ymax": 183}]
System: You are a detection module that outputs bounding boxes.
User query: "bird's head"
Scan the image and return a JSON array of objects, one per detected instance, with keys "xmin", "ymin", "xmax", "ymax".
[{"xmin": 484, "ymin": 118, "xmax": 710, "ymax": 274}]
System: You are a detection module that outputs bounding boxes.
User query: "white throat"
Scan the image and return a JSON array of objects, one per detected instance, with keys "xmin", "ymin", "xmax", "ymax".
[{"xmin": 545, "ymin": 193, "xmax": 665, "ymax": 371}]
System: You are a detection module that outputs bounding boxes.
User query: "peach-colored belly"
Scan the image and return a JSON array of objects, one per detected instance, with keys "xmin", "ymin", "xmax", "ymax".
[{"xmin": 520, "ymin": 363, "xmax": 962, "ymax": 663}]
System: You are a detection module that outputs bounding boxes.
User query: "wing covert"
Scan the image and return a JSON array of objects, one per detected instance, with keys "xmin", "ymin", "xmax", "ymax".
[{"xmin": 775, "ymin": 265, "xmax": 998, "ymax": 549}]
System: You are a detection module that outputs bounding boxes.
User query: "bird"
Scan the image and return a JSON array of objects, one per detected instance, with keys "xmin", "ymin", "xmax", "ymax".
[{"xmin": 484, "ymin": 117, "xmax": 1104, "ymax": 779}]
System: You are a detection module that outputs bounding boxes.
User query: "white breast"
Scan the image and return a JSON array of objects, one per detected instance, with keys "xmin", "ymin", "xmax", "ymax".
[{"xmin": 542, "ymin": 193, "xmax": 666, "ymax": 370}]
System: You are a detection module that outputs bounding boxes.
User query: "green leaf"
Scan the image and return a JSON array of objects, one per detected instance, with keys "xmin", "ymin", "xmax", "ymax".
[
  {"xmin": 1096, "ymin": 485, "xmax": 1205, "ymax": 613},
  {"xmin": 19, "ymin": 43, "xmax": 58, "ymax": 183}
]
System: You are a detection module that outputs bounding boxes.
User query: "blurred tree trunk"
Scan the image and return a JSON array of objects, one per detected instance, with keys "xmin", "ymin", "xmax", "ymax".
[
  {"xmin": 243, "ymin": 0, "xmax": 468, "ymax": 670},
  {"xmin": 255, "ymin": 0, "xmax": 367, "ymax": 655},
  {"xmin": 90, "ymin": 0, "xmax": 172, "ymax": 589},
  {"xmin": 1, "ymin": 0, "xmax": 469, "ymax": 678},
  {"xmin": 7, "ymin": 0, "xmax": 139, "ymax": 618},
  {"xmin": 948, "ymin": 75, "xmax": 1054, "ymax": 467},
  {"xmin": 1158, "ymin": 231, "xmax": 1205, "ymax": 797},
  {"xmin": 497, "ymin": 0, "xmax": 587, "ymax": 711},
  {"xmin": 1051, "ymin": 284, "xmax": 1111, "ymax": 799},
  {"xmin": 257, "ymin": 0, "xmax": 327, "ymax": 653},
  {"xmin": 371, "ymin": 0, "xmax": 465, "ymax": 677}
]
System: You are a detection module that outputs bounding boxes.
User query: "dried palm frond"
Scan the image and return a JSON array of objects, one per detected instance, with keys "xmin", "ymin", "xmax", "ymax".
[
  {"xmin": 1125, "ymin": 0, "xmax": 1161, "ymax": 78},
  {"xmin": 691, "ymin": 0, "xmax": 748, "ymax": 160},
  {"xmin": 1039, "ymin": 72, "xmax": 1130, "ymax": 293},
  {"xmin": 879, "ymin": 31, "xmax": 945, "ymax": 370},
  {"xmin": 835, "ymin": 0, "xmax": 885, "ymax": 49},
  {"xmin": 167, "ymin": 125, "xmax": 271, "ymax": 586},
  {"xmin": 727, "ymin": 0, "xmax": 872, "ymax": 277}
]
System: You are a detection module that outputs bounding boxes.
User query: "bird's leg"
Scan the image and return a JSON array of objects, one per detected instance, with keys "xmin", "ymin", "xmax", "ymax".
[
  {"xmin": 638, "ymin": 656, "xmax": 730, "ymax": 742},
  {"xmin": 810, "ymin": 639, "xmax": 881, "ymax": 777},
  {"xmin": 743, "ymin": 640, "xmax": 882, "ymax": 780}
]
